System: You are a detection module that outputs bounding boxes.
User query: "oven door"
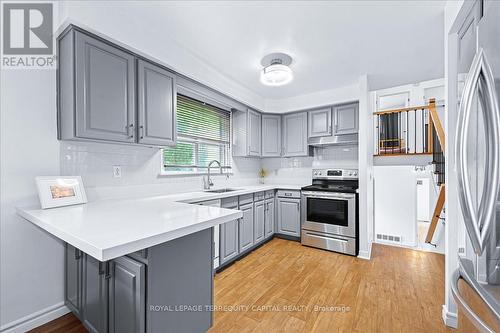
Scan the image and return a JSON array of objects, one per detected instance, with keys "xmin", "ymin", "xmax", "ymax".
[{"xmin": 301, "ymin": 191, "xmax": 356, "ymax": 238}]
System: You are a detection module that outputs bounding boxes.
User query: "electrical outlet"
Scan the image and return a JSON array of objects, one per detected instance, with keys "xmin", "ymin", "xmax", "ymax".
[{"xmin": 113, "ymin": 166, "xmax": 122, "ymax": 178}]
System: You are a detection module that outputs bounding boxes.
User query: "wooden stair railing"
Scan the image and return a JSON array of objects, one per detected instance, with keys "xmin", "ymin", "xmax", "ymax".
[
  {"xmin": 425, "ymin": 99, "xmax": 446, "ymax": 244},
  {"xmin": 373, "ymin": 98, "xmax": 445, "ymax": 156},
  {"xmin": 428, "ymin": 99, "xmax": 445, "ymax": 153},
  {"xmin": 425, "ymin": 184, "xmax": 446, "ymax": 244}
]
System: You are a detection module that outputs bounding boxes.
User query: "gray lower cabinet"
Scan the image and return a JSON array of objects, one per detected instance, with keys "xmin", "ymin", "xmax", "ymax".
[
  {"xmin": 264, "ymin": 198, "xmax": 275, "ymax": 238},
  {"xmin": 109, "ymin": 256, "xmax": 145, "ymax": 333},
  {"xmin": 147, "ymin": 229, "xmax": 213, "ymax": 333},
  {"xmin": 137, "ymin": 59, "xmax": 176, "ymax": 146},
  {"xmin": 283, "ymin": 112, "xmax": 309, "ymax": 157},
  {"xmin": 220, "ymin": 219, "xmax": 239, "ymax": 265},
  {"xmin": 254, "ymin": 201, "xmax": 265, "ymax": 243},
  {"xmin": 66, "ymin": 229, "xmax": 212, "ymax": 333},
  {"xmin": 83, "ymin": 256, "xmax": 109, "ymax": 333},
  {"xmin": 65, "ymin": 244, "xmax": 83, "ymax": 319},
  {"xmin": 239, "ymin": 202, "xmax": 254, "ymax": 252},
  {"xmin": 277, "ymin": 197, "xmax": 301, "ymax": 237},
  {"xmin": 59, "ymin": 29, "xmax": 137, "ymax": 143}
]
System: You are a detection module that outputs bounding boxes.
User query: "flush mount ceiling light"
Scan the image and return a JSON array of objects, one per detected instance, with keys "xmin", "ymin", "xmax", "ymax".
[{"xmin": 260, "ymin": 53, "xmax": 293, "ymax": 86}]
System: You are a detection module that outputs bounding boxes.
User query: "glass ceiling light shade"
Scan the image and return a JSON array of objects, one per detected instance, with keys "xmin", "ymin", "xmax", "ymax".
[
  {"xmin": 260, "ymin": 53, "xmax": 293, "ymax": 86},
  {"xmin": 260, "ymin": 63, "xmax": 293, "ymax": 86}
]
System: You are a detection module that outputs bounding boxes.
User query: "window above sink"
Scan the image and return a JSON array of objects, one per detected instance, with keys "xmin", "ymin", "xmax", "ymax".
[{"xmin": 161, "ymin": 95, "xmax": 232, "ymax": 175}]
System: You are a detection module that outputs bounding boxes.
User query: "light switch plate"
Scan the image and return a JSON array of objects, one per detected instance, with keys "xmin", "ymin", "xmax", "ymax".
[{"xmin": 113, "ymin": 165, "xmax": 122, "ymax": 178}]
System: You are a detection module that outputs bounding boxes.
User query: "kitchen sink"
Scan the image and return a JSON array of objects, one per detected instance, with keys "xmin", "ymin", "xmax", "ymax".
[{"xmin": 204, "ymin": 188, "xmax": 240, "ymax": 193}]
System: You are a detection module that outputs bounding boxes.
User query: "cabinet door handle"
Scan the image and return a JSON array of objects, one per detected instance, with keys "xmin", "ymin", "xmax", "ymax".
[
  {"xmin": 285, "ymin": 193, "xmax": 292, "ymax": 197},
  {"xmin": 140, "ymin": 125, "xmax": 144, "ymax": 139},
  {"xmin": 74, "ymin": 249, "xmax": 81, "ymax": 260},
  {"xmin": 127, "ymin": 123, "xmax": 134, "ymax": 138},
  {"xmin": 104, "ymin": 262, "xmax": 112, "ymax": 280}
]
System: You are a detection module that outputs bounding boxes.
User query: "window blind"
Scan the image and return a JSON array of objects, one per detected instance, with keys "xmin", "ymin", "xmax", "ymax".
[{"xmin": 163, "ymin": 95, "xmax": 231, "ymax": 173}]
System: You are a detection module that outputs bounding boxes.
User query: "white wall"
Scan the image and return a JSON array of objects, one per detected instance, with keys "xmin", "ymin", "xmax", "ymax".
[
  {"xmin": 264, "ymin": 83, "xmax": 360, "ymax": 113},
  {"xmin": 443, "ymin": 0, "xmax": 466, "ymax": 327},
  {"xmin": 374, "ymin": 166, "xmax": 418, "ymax": 246},
  {"xmin": 0, "ymin": 70, "xmax": 68, "ymax": 332}
]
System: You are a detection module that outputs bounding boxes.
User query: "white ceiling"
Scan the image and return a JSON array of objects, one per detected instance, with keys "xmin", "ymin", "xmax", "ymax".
[{"xmin": 66, "ymin": 1, "xmax": 446, "ymax": 101}]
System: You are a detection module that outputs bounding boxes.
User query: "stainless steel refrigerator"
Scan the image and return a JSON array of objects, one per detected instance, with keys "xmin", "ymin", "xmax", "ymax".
[{"xmin": 453, "ymin": 0, "xmax": 500, "ymax": 331}]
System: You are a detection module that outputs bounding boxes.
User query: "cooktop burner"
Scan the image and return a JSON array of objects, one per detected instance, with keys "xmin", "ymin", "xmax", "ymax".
[{"xmin": 301, "ymin": 184, "xmax": 358, "ymax": 193}]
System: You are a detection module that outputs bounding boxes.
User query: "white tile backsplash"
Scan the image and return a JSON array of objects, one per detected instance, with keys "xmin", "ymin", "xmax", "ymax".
[
  {"xmin": 60, "ymin": 141, "xmax": 358, "ymax": 200},
  {"xmin": 261, "ymin": 145, "xmax": 359, "ymax": 185},
  {"xmin": 60, "ymin": 141, "xmax": 262, "ymax": 200}
]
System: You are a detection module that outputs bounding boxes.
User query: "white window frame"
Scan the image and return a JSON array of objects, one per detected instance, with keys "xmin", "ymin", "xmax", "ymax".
[{"xmin": 159, "ymin": 102, "xmax": 233, "ymax": 176}]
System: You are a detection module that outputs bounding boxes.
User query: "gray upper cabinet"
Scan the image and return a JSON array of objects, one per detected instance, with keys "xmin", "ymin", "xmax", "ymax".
[
  {"xmin": 109, "ymin": 256, "xmax": 146, "ymax": 333},
  {"xmin": 254, "ymin": 200, "xmax": 265, "ymax": 243},
  {"xmin": 65, "ymin": 244, "xmax": 83, "ymax": 319},
  {"xmin": 248, "ymin": 110, "xmax": 262, "ymax": 156},
  {"xmin": 137, "ymin": 60, "xmax": 176, "ymax": 146},
  {"xmin": 239, "ymin": 202, "xmax": 254, "ymax": 252},
  {"xmin": 333, "ymin": 103, "xmax": 358, "ymax": 135},
  {"xmin": 308, "ymin": 108, "xmax": 332, "ymax": 138},
  {"xmin": 74, "ymin": 31, "xmax": 136, "ymax": 143},
  {"xmin": 232, "ymin": 109, "xmax": 262, "ymax": 157},
  {"xmin": 261, "ymin": 114, "xmax": 282, "ymax": 157},
  {"xmin": 283, "ymin": 112, "xmax": 309, "ymax": 157},
  {"xmin": 83, "ymin": 255, "xmax": 108, "ymax": 333},
  {"xmin": 58, "ymin": 27, "xmax": 178, "ymax": 147},
  {"xmin": 277, "ymin": 197, "xmax": 301, "ymax": 237},
  {"xmin": 265, "ymin": 198, "xmax": 275, "ymax": 238}
]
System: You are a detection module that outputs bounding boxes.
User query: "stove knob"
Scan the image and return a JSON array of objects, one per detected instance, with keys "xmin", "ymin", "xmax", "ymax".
[
  {"xmin": 318, "ymin": 172, "xmax": 322, "ymax": 176},
  {"xmin": 353, "ymin": 172, "xmax": 358, "ymax": 176},
  {"xmin": 313, "ymin": 172, "xmax": 317, "ymax": 176}
]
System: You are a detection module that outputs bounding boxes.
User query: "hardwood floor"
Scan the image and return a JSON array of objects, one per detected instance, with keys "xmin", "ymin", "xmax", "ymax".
[{"xmin": 30, "ymin": 239, "xmax": 455, "ymax": 333}]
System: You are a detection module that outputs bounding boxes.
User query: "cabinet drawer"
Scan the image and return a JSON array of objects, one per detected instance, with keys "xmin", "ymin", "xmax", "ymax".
[
  {"xmin": 239, "ymin": 194, "xmax": 254, "ymax": 205},
  {"xmin": 265, "ymin": 190, "xmax": 275, "ymax": 199},
  {"xmin": 277, "ymin": 190, "xmax": 300, "ymax": 199},
  {"xmin": 221, "ymin": 196, "xmax": 238, "ymax": 209},
  {"xmin": 254, "ymin": 192, "xmax": 265, "ymax": 201}
]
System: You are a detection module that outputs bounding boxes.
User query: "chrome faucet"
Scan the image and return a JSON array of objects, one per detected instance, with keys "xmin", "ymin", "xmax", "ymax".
[{"xmin": 204, "ymin": 160, "xmax": 222, "ymax": 190}]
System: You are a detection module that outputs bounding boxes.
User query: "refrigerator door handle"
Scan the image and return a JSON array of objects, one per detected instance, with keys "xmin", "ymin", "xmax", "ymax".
[{"xmin": 456, "ymin": 48, "xmax": 500, "ymax": 255}]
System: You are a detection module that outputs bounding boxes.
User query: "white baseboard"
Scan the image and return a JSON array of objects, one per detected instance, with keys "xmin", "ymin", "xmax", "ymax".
[
  {"xmin": 0, "ymin": 302, "xmax": 70, "ymax": 333},
  {"xmin": 442, "ymin": 304, "xmax": 458, "ymax": 328},
  {"xmin": 357, "ymin": 242, "xmax": 372, "ymax": 260}
]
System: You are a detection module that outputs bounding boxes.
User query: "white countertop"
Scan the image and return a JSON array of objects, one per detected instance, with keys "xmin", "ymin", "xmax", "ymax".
[
  {"xmin": 163, "ymin": 184, "xmax": 304, "ymax": 203},
  {"xmin": 17, "ymin": 184, "xmax": 303, "ymax": 261}
]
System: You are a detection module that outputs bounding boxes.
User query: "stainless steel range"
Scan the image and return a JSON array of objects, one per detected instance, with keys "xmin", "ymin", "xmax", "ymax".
[{"xmin": 300, "ymin": 168, "xmax": 359, "ymax": 256}]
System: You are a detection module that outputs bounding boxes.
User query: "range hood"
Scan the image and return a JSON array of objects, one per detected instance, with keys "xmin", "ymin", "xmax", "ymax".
[{"xmin": 308, "ymin": 133, "xmax": 358, "ymax": 147}]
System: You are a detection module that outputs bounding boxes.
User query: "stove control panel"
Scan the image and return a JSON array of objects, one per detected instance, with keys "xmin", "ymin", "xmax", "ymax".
[{"xmin": 312, "ymin": 168, "xmax": 358, "ymax": 180}]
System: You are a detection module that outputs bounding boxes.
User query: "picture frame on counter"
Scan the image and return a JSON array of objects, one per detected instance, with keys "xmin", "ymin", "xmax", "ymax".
[{"xmin": 35, "ymin": 176, "xmax": 88, "ymax": 209}]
